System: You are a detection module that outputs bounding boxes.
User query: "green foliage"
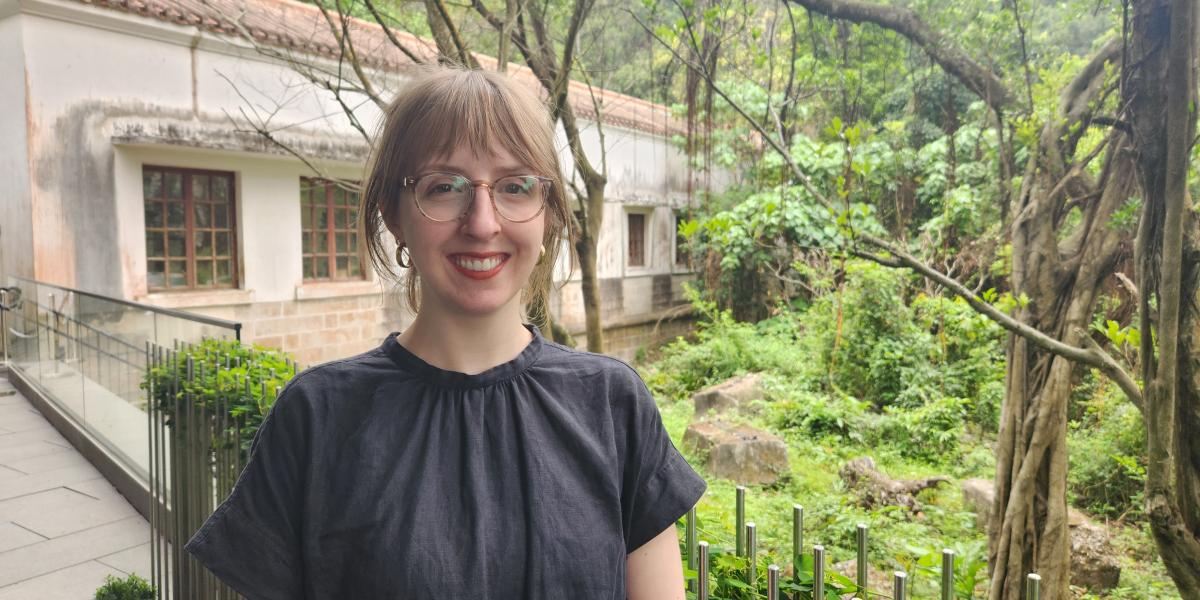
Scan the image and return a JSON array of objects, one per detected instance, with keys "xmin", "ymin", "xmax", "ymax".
[
  {"xmin": 1068, "ymin": 371, "xmax": 1147, "ymax": 520},
  {"xmin": 141, "ymin": 338, "xmax": 298, "ymax": 450},
  {"xmin": 94, "ymin": 573, "xmax": 155, "ymax": 600},
  {"xmin": 876, "ymin": 397, "xmax": 967, "ymax": 462}
]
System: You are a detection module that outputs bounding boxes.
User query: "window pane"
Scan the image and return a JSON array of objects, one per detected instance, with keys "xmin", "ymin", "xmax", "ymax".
[
  {"xmin": 336, "ymin": 256, "xmax": 348, "ymax": 278},
  {"xmin": 147, "ymin": 260, "xmax": 165, "ymax": 288},
  {"xmin": 213, "ymin": 177, "xmax": 229, "ymax": 201},
  {"xmin": 216, "ymin": 260, "xmax": 231, "ymax": 285},
  {"xmin": 194, "ymin": 231, "xmax": 212, "ymax": 257},
  {"xmin": 146, "ymin": 232, "xmax": 164, "ymax": 258},
  {"xmin": 166, "ymin": 172, "xmax": 183, "ymax": 199},
  {"xmin": 315, "ymin": 258, "xmax": 329, "ymax": 278},
  {"xmin": 336, "ymin": 233, "xmax": 347, "ymax": 253},
  {"xmin": 215, "ymin": 232, "xmax": 230, "ymax": 256},
  {"xmin": 167, "ymin": 201, "xmax": 185, "ymax": 228},
  {"xmin": 348, "ymin": 232, "xmax": 357, "ymax": 252},
  {"xmin": 315, "ymin": 232, "xmax": 328, "ymax": 254},
  {"xmin": 168, "ymin": 260, "xmax": 187, "ymax": 287},
  {"xmin": 348, "ymin": 259, "xmax": 360, "ymax": 277},
  {"xmin": 302, "ymin": 232, "xmax": 312, "ymax": 254},
  {"xmin": 167, "ymin": 232, "xmax": 185, "ymax": 257},
  {"xmin": 144, "ymin": 202, "xmax": 162, "ymax": 228},
  {"xmin": 196, "ymin": 260, "xmax": 213, "ymax": 285},
  {"xmin": 303, "ymin": 257, "xmax": 313, "ymax": 279},
  {"xmin": 335, "ymin": 208, "xmax": 346, "ymax": 229},
  {"xmin": 628, "ymin": 213, "xmax": 645, "ymax": 267},
  {"xmin": 194, "ymin": 203, "xmax": 210, "ymax": 228},
  {"xmin": 214, "ymin": 204, "xmax": 228, "ymax": 228},
  {"xmin": 315, "ymin": 206, "xmax": 328, "ymax": 229},
  {"xmin": 193, "ymin": 175, "xmax": 209, "ymax": 201},
  {"xmin": 333, "ymin": 186, "xmax": 345, "ymax": 206},
  {"xmin": 301, "ymin": 204, "xmax": 311, "ymax": 229},
  {"xmin": 144, "ymin": 172, "xmax": 162, "ymax": 200}
]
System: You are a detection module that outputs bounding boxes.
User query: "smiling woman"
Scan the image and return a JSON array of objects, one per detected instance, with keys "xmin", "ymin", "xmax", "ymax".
[{"xmin": 183, "ymin": 66, "xmax": 705, "ymax": 600}]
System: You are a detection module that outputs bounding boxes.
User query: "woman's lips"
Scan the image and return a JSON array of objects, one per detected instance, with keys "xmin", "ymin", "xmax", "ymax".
[{"xmin": 448, "ymin": 253, "xmax": 509, "ymax": 280}]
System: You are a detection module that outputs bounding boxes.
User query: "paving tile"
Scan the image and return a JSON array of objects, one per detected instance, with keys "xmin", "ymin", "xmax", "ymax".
[
  {"xmin": 0, "ymin": 523, "xmax": 46, "ymax": 553},
  {"xmin": 0, "ymin": 488, "xmax": 99, "ymax": 524},
  {"xmin": 0, "ymin": 439, "xmax": 72, "ymax": 463},
  {"xmin": 0, "ymin": 465, "xmax": 24, "ymax": 483},
  {"xmin": 1, "ymin": 448, "xmax": 92, "ymax": 474},
  {"xmin": 64, "ymin": 478, "xmax": 124, "ymax": 501},
  {"xmin": 0, "ymin": 465, "xmax": 104, "ymax": 502},
  {"xmin": 12, "ymin": 492, "xmax": 138, "ymax": 538},
  {"xmin": 96, "ymin": 542, "xmax": 151, "ymax": 577},
  {"xmin": 0, "ymin": 428, "xmax": 69, "ymax": 451},
  {"xmin": 0, "ymin": 407, "xmax": 39, "ymax": 422},
  {"xmin": 0, "ymin": 417, "xmax": 55, "ymax": 435},
  {"xmin": 0, "ymin": 559, "xmax": 127, "ymax": 600},
  {"xmin": 0, "ymin": 516, "xmax": 149, "ymax": 587}
]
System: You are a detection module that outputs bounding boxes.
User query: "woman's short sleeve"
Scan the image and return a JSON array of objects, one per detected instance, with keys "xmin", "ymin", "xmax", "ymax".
[
  {"xmin": 184, "ymin": 384, "xmax": 309, "ymax": 600},
  {"xmin": 621, "ymin": 374, "xmax": 707, "ymax": 554}
]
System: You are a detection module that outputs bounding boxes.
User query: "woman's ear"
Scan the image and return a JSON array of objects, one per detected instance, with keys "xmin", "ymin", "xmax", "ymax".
[{"xmin": 382, "ymin": 201, "xmax": 405, "ymax": 246}]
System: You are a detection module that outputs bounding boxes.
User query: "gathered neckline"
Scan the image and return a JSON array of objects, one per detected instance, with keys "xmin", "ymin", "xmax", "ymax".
[{"xmin": 381, "ymin": 323, "xmax": 544, "ymax": 389}]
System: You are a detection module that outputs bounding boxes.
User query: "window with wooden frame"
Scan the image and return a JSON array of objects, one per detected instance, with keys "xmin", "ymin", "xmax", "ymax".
[
  {"xmin": 143, "ymin": 167, "xmax": 238, "ymax": 291},
  {"xmin": 627, "ymin": 212, "xmax": 647, "ymax": 268},
  {"xmin": 301, "ymin": 178, "xmax": 364, "ymax": 281}
]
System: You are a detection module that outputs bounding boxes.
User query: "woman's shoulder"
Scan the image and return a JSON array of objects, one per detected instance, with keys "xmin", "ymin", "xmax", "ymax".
[{"xmin": 535, "ymin": 339, "xmax": 649, "ymax": 395}]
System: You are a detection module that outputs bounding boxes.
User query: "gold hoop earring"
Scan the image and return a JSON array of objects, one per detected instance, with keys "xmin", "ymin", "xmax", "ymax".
[{"xmin": 396, "ymin": 243, "xmax": 412, "ymax": 269}]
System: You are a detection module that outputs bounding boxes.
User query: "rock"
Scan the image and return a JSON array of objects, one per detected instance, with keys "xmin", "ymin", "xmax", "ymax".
[
  {"xmin": 840, "ymin": 456, "xmax": 949, "ymax": 512},
  {"xmin": 832, "ymin": 559, "xmax": 894, "ymax": 596},
  {"xmin": 692, "ymin": 373, "xmax": 765, "ymax": 417},
  {"xmin": 961, "ymin": 478, "xmax": 995, "ymax": 530},
  {"xmin": 959, "ymin": 478, "xmax": 1121, "ymax": 592},
  {"xmin": 1070, "ymin": 518, "xmax": 1121, "ymax": 591},
  {"xmin": 683, "ymin": 419, "xmax": 789, "ymax": 485}
]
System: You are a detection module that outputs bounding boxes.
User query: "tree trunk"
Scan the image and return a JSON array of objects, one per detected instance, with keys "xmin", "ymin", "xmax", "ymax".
[
  {"xmin": 1130, "ymin": 0, "xmax": 1200, "ymax": 596},
  {"xmin": 576, "ymin": 222, "xmax": 604, "ymax": 353}
]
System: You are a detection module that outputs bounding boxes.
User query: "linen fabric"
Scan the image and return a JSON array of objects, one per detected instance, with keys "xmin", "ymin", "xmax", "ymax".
[{"xmin": 184, "ymin": 324, "xmax": 706, "ymax": 599}]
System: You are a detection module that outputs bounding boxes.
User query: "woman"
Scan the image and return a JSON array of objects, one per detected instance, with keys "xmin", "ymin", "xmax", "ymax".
[{"xmin": 186, "ymin": 67, "xmax": 706, "ymax": 599}]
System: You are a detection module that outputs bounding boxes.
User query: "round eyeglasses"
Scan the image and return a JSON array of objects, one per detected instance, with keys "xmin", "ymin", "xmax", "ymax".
[{"xmin": 402, "ymin": 172, "xmax": 551, "ymax": 223}]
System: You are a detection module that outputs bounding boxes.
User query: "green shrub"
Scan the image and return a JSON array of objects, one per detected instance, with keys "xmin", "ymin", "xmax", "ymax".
[
  {"xmin": 1068, "ymin": 372, "xmax": 1146, "ymax": 520},
  {"xmin": 141, "ymin": 337, "xmax": 297, "ymax": 451},
  {"xmin": 94, "ymin": 573, "xmax": 155, "ymax": 600},
  {"xmin": 874, "ymin": 396, "xmax": 968, "ymax": 463}
]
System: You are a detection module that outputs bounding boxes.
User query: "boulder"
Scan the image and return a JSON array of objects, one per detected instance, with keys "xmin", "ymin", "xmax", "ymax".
[
  {"xmin": 692, "ymin": 373, "xmax": 765, "ymax": 417},
  {"xmin": 683, "ymin": 419, "xmax": 788, "ymax": 485},
  {"xmin": 959, "ymin": 478, "xmax": 1121, "ymax": 592},
  {"xmin": 961, "ymin": 478, "xmax": 994, "ymax": 529}
]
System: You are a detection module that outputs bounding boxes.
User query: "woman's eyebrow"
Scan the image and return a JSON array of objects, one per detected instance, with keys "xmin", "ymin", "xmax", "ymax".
[{"xmin": 420, "ymin": 163, "xmax": 534, "ymax": 174}]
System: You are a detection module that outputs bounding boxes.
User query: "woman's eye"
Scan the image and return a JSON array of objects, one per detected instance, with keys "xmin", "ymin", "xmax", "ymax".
[{"xmin": 501, "ymin": 179, "xmax": 533, "ymax": 195}]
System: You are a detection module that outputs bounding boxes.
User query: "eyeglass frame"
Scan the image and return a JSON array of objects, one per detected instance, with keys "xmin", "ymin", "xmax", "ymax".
[{"xmin": 401, "ymin": 172, "xmax": 553, "ymax": 224}]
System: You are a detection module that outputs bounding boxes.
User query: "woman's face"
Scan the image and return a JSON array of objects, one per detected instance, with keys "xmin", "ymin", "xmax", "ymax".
[{"xmin": 389, "ymin": 142, "xmax": 547, "ymax": 320}]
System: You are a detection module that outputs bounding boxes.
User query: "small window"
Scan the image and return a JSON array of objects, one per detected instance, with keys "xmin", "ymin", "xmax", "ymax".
[
  {"xmin": 143, "ymin": 166, "xmax": 238, "ymax": 291},
  {"xmin": 301, "ymin": 178, "xmax": 364, "ymax": 281},
  {"xmin": 627, "ymin": 212, "xmax": 646, "ymax": 268},
  {"xmin": 674, "ymin": 210, "xmax": 690, "ymax": 267}
]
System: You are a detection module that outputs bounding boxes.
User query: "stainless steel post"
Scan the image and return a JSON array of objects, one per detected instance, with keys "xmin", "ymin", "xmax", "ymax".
[
  {"xmin": 686, "ymin": 506, "xmax": 697, "ymax": 593},
  {"xmin": 941, "ymin": 549, "xmax": 955, "ymax": 600},
  {"xmin": 813, "ymin": 545, "xmax": 825, "ymax": 600},
  {"xmin": 767, "ymin": 564, "xmax": 780, "ymax": 600},
  {"xmin": 746, "ymin": 522, "xmax": 757, "ymax": 586},
  {"xmin": 736, "ymin": 485, "xmax": 746, "ymax": 556},
  {"xmin": 856, "ymin": 523, "xmax": 868, "ymax": 595},
  {"xmin": 697, "ymin": 541, "xmax": 709, "ymax": 600},
  {"xmin": 893, "ymin": 571, "xmax": 908, "ymax": 600},
  {"xmin": 1027, "ymin": 573, "xmax": 1041, "ymax": 600}
]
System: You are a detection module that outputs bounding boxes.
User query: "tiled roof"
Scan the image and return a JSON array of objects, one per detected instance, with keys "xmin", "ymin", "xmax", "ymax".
[{"xmin": 73, "ymin": 0, "xmax": 686, "ymax": 136}]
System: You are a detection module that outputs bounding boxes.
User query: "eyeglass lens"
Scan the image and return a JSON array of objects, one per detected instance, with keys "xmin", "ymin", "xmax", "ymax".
[{"xmin": 415, "ymin": 173, "xmax": 546, "ymax": 222}]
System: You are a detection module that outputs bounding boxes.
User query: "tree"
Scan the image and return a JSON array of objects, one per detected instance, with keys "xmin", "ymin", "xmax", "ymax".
[{"xmin": 642, "ymin": 0, "xmax": 1200, "ymax": 597}]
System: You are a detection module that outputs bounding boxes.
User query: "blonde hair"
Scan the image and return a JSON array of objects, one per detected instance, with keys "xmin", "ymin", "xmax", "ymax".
[{"xmin": 360, "ymin": 67, "xmax": 574, "ymax": 324}]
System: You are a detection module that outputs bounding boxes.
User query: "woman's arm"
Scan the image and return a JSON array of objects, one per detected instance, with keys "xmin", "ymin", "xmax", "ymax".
[{"xmin": 626, "ymin": 524, "xmax": 686, "ymax": 600}]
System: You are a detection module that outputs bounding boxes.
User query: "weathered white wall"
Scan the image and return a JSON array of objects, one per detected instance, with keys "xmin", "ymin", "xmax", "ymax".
[{"xmin": 0, "ymin": 9, "xmax": 33, "ymax": 285}]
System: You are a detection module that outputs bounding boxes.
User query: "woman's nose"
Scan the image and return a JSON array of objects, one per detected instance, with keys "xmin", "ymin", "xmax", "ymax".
[{"xmin": 460, "ymin": 185, "xmax": 502, "ymax": 239}]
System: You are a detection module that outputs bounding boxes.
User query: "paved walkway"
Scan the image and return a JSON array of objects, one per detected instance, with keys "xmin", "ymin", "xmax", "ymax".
[{"xmin": 0, "ymin": 373, "xmax": 152, "ymax": 599}]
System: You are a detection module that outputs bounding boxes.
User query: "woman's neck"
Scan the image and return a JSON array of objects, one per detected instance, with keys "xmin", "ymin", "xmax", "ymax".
[{"xmin": 397, "ymin": 306, "xmax": 533, "ymax": 375}]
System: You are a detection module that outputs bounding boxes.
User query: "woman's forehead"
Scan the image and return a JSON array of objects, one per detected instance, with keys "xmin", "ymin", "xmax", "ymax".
[{"xmin": 418, "ymin": 142, "xmax": 531, "ymax": 173}]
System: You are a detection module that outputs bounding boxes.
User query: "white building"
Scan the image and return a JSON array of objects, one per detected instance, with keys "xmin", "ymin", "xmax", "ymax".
[{"xmin": 0, "ymin": 0, "xmax": 704, "ymax": 363}]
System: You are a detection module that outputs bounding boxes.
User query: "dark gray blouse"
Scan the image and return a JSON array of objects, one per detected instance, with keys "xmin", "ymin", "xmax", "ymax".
[{"xmin": 184, "ymin": 325, "xmax": 706, "ymax": 599}]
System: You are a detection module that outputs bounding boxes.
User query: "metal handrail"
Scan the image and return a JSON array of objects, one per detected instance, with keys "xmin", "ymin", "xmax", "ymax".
[{"xmin": 12, "ymin": 276, "xmax": 242, "ymax": 340}]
